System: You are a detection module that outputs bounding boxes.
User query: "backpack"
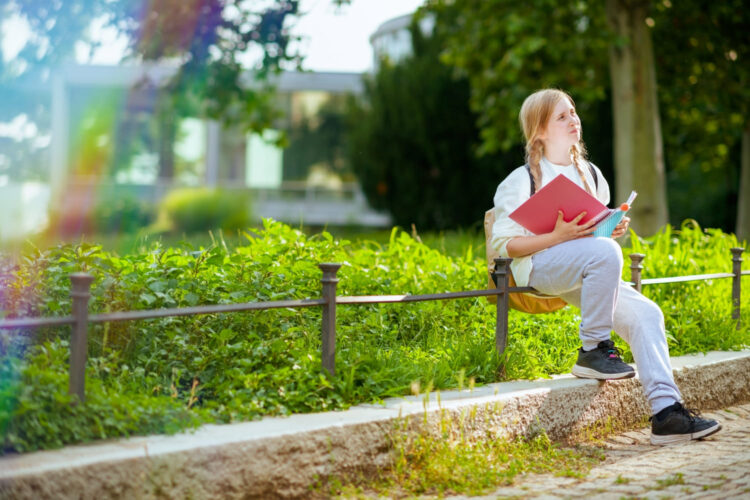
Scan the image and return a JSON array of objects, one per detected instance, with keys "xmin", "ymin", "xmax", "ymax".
[
  {"xmin": 483, "ymin": 163, "xmax": 598, "ymax": 313},
  {"xmin": 484, "ymin": 208, "xmax": 567, "ymax": 312}
]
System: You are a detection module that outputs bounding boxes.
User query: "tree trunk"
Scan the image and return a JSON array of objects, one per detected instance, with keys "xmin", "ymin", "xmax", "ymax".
[
  {"xmin": 736, "ymin": 123, "xmax": 750, "ymax": 242},
  {"xmin": 606, "ymin": 0, "xmax": 668, "ymax": 237}
]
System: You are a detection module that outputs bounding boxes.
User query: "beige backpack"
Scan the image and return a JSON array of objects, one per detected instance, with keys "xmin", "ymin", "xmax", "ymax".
[{"xmin": 484, "ymin": 208, "xmax": 567, "ymax": 313}]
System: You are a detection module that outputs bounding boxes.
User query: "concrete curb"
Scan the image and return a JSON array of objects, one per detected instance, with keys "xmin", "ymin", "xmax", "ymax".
[{"xmin": 2, "ymin": 350, "xmax": 749, "ymax": 499}]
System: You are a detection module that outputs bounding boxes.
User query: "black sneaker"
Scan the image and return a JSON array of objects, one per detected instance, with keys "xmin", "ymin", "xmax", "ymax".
[
  {"xmin": 571, "ymin": 340, "xmax": 635, "ymax": 380},
  {"xmin": 650, "ymin": 402, "xmax": 721, "ymax": 446}
]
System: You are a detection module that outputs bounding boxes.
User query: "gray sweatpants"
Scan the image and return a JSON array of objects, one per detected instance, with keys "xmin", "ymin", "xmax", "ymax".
[{"xmin": 528, "ymin": 237, "xmax": 681, "ymax": 415}]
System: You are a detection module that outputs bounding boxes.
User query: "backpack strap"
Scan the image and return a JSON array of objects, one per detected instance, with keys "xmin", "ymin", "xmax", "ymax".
[
  {"xmin": 524, "ymin": 163, "xmax": 534, "ymax": 196},
  {"xmin": 526, "ymin": 161, "xmax": 599, "ymax": 196},
  {"xmin": 588, "ymin": 161, "xmax": 599, "ymax": 192}
]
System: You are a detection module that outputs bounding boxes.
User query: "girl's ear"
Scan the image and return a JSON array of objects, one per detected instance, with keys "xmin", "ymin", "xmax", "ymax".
[{"xmin": 538, "ymin": 126, "xmax": 547, "ymax": 141}]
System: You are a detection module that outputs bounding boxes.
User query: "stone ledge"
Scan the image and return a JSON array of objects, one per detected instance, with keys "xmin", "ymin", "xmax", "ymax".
[{"xmin": 1, "ymin": 350, "xmax": 749, "ymax": 499}]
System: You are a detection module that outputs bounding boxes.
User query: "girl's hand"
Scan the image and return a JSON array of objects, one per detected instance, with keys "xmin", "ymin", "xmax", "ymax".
[
  {"xmin": 506, "ymin": 210, "xmax": 597, "ymax": 258},
  {"xmin": 551, "ymin": 210, "xmax": 596, "ymax": 243},
  {"xmin": 611, "ymin": 216, "xmax": 630, "ymax": 238}
]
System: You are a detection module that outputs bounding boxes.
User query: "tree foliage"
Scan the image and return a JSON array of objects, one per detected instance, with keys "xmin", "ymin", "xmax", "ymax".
[
  {"xmin": 419, "ymin": 0, "xmax": 620, "ymax": 225},
  {"xmin": 283, "ymin": 98, "xmax": 352, "ymax": 181},
  {"xmin": 0, "ymin": 0, "xmax": 353, "ymax": 189},
  {"xmin": 1, "ymin": 0, "xmax": 319, "ymax": 131},
  {"xmin": 426, "ymin": 0, "xmax": 749, "ymax": 235},
  {"xmin": 651, "ymin": 0, "xmax": 750, "ymax": 235},
  {"xmin": 425, "ymin": 0, "xmax": 611, "ymax": 155},
  {"xmin": 347, "ymin": 14, "xmax": 519, "ymax": 231},
  {"xmin": 426, "ymin": 0, "xmax": 674, "ymax": 235}
]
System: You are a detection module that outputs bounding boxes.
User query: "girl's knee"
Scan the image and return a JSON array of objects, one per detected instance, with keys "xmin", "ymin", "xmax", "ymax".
[
  {"xmin": 617, "ymin": 296, "xmax": 665, "ymax": 335},
  {"xmin": 586, "ymin": 237, "xmax": 623, "ymax": 270},
  {"xmin": 596, "ymin": 236, "xmax": 623, "ymax": 258},
  {"xmin": 645, "ymin": 298, "xmax": 665, "ymax": 326}
]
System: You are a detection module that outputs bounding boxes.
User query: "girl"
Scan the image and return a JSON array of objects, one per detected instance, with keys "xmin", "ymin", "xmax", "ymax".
[{"xmin": 491, "ymin": 88, "xmax": 720, "ymax": 446}]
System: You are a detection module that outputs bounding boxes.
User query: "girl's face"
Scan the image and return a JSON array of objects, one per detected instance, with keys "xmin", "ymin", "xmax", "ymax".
[{"xmin": 540, "ymin": 97, "xmax": 581, "ymax": 150}]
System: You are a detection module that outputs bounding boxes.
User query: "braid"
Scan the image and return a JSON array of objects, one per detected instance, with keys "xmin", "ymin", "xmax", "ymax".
[
  {"xmin": 571, "ymin": 145, "xmax": 594, "ymax": 195},
  {"xmin": 526, "ymin": 139, "xmax": 544, "ymax": 194}
]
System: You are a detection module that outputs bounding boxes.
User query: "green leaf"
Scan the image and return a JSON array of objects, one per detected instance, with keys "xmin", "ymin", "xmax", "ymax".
[{"xmin": 140, "ymin": 293, "xmax": 156, "ymax": 306}]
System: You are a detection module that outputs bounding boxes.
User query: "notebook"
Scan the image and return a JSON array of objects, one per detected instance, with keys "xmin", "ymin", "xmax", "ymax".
[
  {"xmin": 591, "ymin": 190, "xmax": 638, "ymax": 237},
  {"xmin": 509, "ymin": 174, "xmax": 612, "ymax": 235}
]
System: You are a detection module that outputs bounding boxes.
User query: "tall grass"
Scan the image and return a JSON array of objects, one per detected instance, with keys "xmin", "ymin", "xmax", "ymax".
[{"xmin": 622, "ymin": 220, "xmax": 749, "ymax": 355}]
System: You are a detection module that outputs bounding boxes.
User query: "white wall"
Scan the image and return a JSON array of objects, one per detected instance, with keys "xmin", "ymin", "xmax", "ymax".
[{"xmin": 0, "ymin": 182, "xmax": 50, "ymax": 241}]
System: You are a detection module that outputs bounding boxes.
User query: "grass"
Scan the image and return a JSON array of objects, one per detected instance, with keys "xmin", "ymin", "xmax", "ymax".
[
  {"xmin": 0, "ymin": 224, "xmax": 485, "ymax": 260},
  {"xmin": 655, "ymin": 473, "xmax": 685, "ymax": 488},
  {"xmin": 0, "ymin": 219, "xmax": 748, "ymax": 455},
  {"xmin": 315, "ymin": 407, "xmax": 604, "ymax": 499},
  {"xmin": 0, "ymin": 228, "xmax": 254, "ymax": 258},
  {"xmin": 568, "ymin": 414, "xmax": 652, "ymax": 445}
]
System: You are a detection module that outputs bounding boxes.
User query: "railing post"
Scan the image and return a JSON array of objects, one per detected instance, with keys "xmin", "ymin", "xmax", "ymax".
[
  {"xmin": 492, "ymin": 257, "xmax": 512, "ymax": 356},
  {"xmin": 629, "ymin": 253, "xmax": 645, "ymax": 293},
  {"xmin": 731, "ymin": 247, "xmax": 744, "ymax": 327},
  {"xmin": 319, "ymin": 263, "xmax": 341, "ymax": 377},
  {"xmin": 69, "ymin": 273, "xmax": 94, "ymax": 403}
]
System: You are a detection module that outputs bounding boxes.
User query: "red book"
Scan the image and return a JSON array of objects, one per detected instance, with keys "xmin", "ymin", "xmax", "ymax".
[{"xmin": 509, "ymin": 174, "xmax": 611, "ymax": 235}]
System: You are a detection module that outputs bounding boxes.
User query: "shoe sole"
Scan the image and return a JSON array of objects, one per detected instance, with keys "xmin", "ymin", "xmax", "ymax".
[
  {"xmin": 650, "ymin": 422, "xmax": 722, "ymax": 446},
  {"xmin": 571, "ymin": 365, "xmax": 635, "ymax": 380}
]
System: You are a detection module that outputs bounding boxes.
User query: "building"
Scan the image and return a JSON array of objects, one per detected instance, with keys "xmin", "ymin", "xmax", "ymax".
[
  {"xmin": 0, "ymin": 11, "xmax": 433, "ymax": 240},
  {"xmin": 0, "ymin": 65, "xmax": 391, "ymax": 240},
  {"xmin": 369, "ymin": 12, "xmax": 434, "ymax": 69}
]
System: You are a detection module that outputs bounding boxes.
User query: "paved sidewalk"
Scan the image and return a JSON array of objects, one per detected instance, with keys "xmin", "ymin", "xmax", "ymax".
[{"xmin": 451, "ymin": 403, "xmax": 750, "ymax": 499}]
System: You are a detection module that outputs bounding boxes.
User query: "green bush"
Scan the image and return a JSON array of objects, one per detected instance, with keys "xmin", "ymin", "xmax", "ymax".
[
  {"xmin": 159, "ymin": 188, "xmax": 252, "ymax": 233},
  {"xmin": 0, "ymin": 220, "xmax": 747, "ymax": 454},
  {"xmin": 93, "ymin": 192, "xmax": 155, "ymax": 234}
]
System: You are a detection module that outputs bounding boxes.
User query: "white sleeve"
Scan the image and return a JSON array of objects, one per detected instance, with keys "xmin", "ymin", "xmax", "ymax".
[{"xmin": 490, "ymin": 167, "xmax": 533, "ymax": 257}]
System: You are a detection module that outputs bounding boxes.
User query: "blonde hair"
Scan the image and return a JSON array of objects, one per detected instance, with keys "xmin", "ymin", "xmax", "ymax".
[{"xmin": 519, "ymin": 89, "xmax": 593, "ymax": 194}]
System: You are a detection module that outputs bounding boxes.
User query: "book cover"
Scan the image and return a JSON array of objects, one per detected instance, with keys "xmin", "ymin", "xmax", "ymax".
[{"xmin": 508, "ymin": 174, "xmax": 611, "ymax": 235}]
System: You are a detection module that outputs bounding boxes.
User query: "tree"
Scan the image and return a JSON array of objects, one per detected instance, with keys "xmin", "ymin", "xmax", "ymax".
[
  {"xmin": 426, "ymin": 0, "xmax": 672, "ymax": 236},
  {"xmin": 651, "ymin": 0, "xmax": 750, "ymax": 239},
  {"xmin": 741, "ymin": 131, "xmax": 750, "ymax": 242},
  {"xmin": 2, "ymin": 0, "xmax": 313, "ymax": 130},
  {"xmin": 426, "ymin": 0, "xmax": 610, "ymax": 153},
  {"xmin": 0, "ymin": 0, "xmax": 350, "ymax": 184},
  {"xmin": 348, "ymin": 14, "xmax": 519, "ymax": 230},
  {"xmin": 0, "ymin": 0, "xmax": 107, "ymax": 182},
  {"xmin": 605, "ymin": 0, "xmax": 668, "ymax": 236}
]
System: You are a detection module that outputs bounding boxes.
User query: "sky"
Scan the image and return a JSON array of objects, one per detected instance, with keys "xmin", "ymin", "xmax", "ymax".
[
  {"xmin": 1, "ymin": 0, "xmax": 426, "ymax": 73},
  {"xmin": 292, "ymin": 0, "xmax": 425, "ymax": 72}
]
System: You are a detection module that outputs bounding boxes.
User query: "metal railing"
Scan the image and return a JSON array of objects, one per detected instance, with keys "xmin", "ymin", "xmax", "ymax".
[
  {"xmin": 628, "ymin": 248, "xmax": 748, "ymax": 324},
  {"xmin": 0, "ymin": 248, "xmax": 747, "ymax": 404}
]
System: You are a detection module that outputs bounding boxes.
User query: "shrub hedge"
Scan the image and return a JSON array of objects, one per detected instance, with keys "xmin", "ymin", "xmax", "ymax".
[{"xmin": 0, "ymin": 219, "xmax": 747, "ymax": 454}]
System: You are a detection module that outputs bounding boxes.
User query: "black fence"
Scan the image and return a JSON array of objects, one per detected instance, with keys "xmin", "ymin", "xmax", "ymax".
[{"xmin": 0, "ymin": 248, "xmax": 747, "ymax": 403}]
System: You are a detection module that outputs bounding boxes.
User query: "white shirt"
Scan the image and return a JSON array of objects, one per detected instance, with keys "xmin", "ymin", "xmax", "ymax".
[{"xmin": 490, "ymin": 157, "xmax": 610, "ymax": 286}]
